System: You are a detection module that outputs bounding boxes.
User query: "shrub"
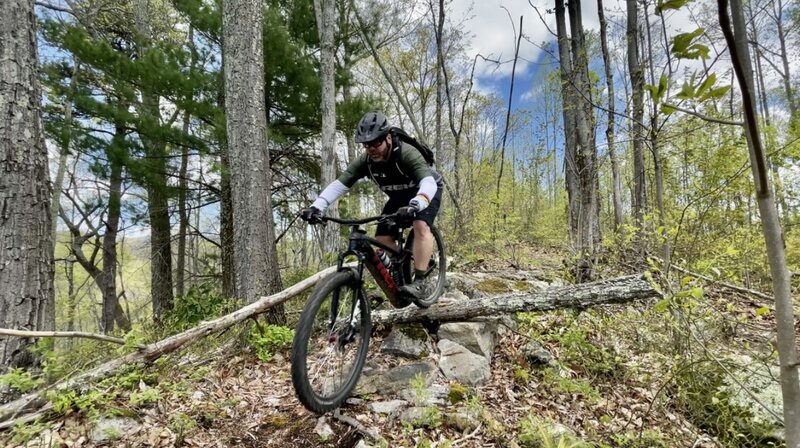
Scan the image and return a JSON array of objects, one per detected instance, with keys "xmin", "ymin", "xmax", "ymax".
[{"xmin": 248, "ymin": 323, "xmax": 294, "ymax": 362}]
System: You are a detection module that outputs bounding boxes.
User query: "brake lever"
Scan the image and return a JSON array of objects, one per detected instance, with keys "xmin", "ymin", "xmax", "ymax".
[{"xmin": 379, "ymin": 214, "xmax": 398, "ymax": 227}]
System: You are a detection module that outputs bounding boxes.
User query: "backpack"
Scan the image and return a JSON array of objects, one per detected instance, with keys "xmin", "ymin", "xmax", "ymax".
[{"xmin": 390, "ymin": 127, "xmax": 435, "ymax": 166}]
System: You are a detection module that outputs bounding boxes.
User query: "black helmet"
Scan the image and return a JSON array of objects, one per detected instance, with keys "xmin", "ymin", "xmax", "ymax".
[{"xmin": 354, "ymin": 111, "xmax": 390, "ymax": 143}]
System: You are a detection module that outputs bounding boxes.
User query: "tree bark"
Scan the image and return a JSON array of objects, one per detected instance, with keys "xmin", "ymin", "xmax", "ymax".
[
  {"xmin": 314, "ymin": 0, "xmax": 340, "ymax": 257},
  {"xmin": 554, "ymin": 0, "xmax": 579, "ymax": 244},
  {"xmin": 556, "ymin": 0, "xmax": 600, "ymax": 280},
  {"xmin": 133, "ymin": 0, "xmax": 174, "ymax": 325},
  {"xmin": 219, "ymin": 137, "xmax": 236, "ymax": 300},
  {"xmin": 627, "ymin": 0, "xmax": 647, "ymax": 235},
  {"xmin": 176, "ymin": 27, "xmax": 195, "ymax": 299},
  {"xmin": 0, "ymin": 0, "xmax": 55, "ymax": 371},
  {"xmin": 374, "ymin": 275, "xmax": 658, "ymax": 324},
  {"xmin": 102, "ymin": 126, "xmax": 130, "ymax": 333},
  {"xmin": 567, "ymin": 0, "xmax": 600, "ymax": 260},
  {"xmin": 51, "ymin": 60, "xmax": 81, "ymax": 249},
  {"xmin": 771, "ymin": 0, "xmax": 796, "ymax": 122},
  {"xmin": 597, "ymin": 0, "xmax": 623, "ymax": 233},
  {"xmin": 719, "ymin": 0, "xmax": 800, "ymax": 442},
  {"xmin": 223, "ymin": 0, "xmax": 285, "ymax": 322}
]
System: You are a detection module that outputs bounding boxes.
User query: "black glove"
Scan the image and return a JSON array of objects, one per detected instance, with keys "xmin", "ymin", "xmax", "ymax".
[
  {"xmin": 396, "ymin": 204, "xmax": 418, "ymax": 222},
  {"xmin": 300, "ymin": 206, "xmax": 324, "ymax": 224}
]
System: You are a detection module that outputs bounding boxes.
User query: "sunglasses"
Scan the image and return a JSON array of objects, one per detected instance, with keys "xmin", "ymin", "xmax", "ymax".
[{"xmin": 363, "ymin": 137, "xmax": 384, "ymax": 149}]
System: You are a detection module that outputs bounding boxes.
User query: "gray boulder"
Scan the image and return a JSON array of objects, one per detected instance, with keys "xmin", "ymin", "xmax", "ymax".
[
  {"xmin": 437, "ymin": 322, "xmax": 496, "ymax": 360},
  {"xmin": 91, "ymin": 417, "xmax": 140, "ymax": 443},
  {"xmin": 380, "ymin": 326, "xmax": 432, "ymax": 359},
  {"xmin": 368, "ymin": 400, "xmax": 407, "ymax": 414},
  {"xmin": 356, "ymin": 361, "xmax": 438, "ymax": 396},
  {"xmin": 438, "ymin": 339, "xmax": 491, "ymax": 386},
  {"xmin": 523, "ymin": 340, "xmax": 555, "ymax": 366}
]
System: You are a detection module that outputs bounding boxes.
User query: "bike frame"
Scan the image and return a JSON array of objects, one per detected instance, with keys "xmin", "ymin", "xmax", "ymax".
[{"xmin": 324, "ymin": 215, "xmax": 411, "ymax": 303}]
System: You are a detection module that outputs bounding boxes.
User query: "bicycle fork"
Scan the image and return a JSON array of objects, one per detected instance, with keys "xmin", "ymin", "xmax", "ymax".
[{"xmin": 329, "ymin": 287, "xmax": 364, "ymax": 347}]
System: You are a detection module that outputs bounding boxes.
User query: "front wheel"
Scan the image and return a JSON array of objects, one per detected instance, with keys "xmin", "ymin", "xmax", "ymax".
[
  {"xmin": 402, "ymin": 225, "xmax": 447, "ymax": 308},
  {"xmin": 291, "ymin": 270, "xmax": 371, "ymax": 413}
]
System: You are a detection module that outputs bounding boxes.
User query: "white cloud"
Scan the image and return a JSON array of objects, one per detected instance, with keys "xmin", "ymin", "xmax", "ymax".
[{"xmin": 450, "ymin": 0, "xmax": 707, "ymax": 84}]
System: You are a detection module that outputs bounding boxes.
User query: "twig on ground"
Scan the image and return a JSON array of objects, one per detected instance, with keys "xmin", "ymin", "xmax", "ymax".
[
  {"xmin": 450, "ymin": 422, "xmax": 482, "ymax": 447},
  {"xmin": 332, "ymin": 409, "xmax": 381, "ymax": 441}
]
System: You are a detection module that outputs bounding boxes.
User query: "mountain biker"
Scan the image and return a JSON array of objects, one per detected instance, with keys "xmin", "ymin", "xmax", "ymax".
[{"xmin": 300, "ymin": 111, "xmax": 444, "ymax": 301}]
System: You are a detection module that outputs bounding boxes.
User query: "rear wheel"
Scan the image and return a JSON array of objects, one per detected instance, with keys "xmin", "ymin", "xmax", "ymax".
[
  {"xmin": 291, "ymin": 270, "xmax": 371, "ymax": 413},
  {"xmin": 402, "ymin": 225, "xmax": 446, "ymax": 308}
]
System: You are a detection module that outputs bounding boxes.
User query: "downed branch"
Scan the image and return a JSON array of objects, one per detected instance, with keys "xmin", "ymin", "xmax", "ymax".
[
  {"xmin": 0, "ymin": 265, "xmax": 339, "ymax": 427},
  {"xmin": 669, "ymin": 264, "xmax": 773, "ymax": 304},
  {"xmin": 0, "ymin": 330, "xmax": 142, "ymax": 349},
  {"xmin": 373, "ymin": 274, "xmax": 660, "ymax": 325}
]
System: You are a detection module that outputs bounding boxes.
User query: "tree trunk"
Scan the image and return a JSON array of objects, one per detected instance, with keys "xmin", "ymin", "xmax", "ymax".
[
  {"xmin": 627, "ymin": 0, "xmax": 647, "ymax": 237},
  {"xmin": 133, "ymin": 0, "xmax": 174, "ymax": 325},
  {"xmin": 102, "ymin": 127, "xmax": 130, "ymax": 333},
  {"xmin": 176, "ymin": 28, "xmax": 194, "ymax": 299},
  {"xmin": 597, "ymin": 0, "xmax": 623, "ymax": 233},
  {"xmin": 146, "ymin": 159, "xmax": 174, "ymax": 324},
  {"xmin": 51, "ymin": 60, "xmax": 81, "ymax": 248},
  {"xmin": 223, "ymin": 0, "xmax": 285, "ymax": 323},
  {"xmin": 567, "ymin": 0, "xmax": 600, "ymax": 259},
  {"xmin": 0, "ymin": 0, "xmax": 55, "ymax": 372},
  {"xmin": 374, "ymin": 275, "xmax": 658, "ymax": 324},
  {"xmin": 554, "ymin": 0, "xmax": 579, "ymax": 244},
  {"xmin": 314, "ymin": 0, "xmax": 340, "ymax": 257},
  {"xmin": 644, "ymin": 3, "xmax": 670, "ymax": 268},
  {"xmin": 557, "ymin": 0, "xmax": 600, "ymax": 280},
  {"xmin": 219, "ymin": 138, "xmax": 236, "ymax": 300},
  {"xmin": 720, "ymin": 0, "xmax": 800, "ymax": 442},
  {"xmin": 772, "ymin": 0, "xmax": 796, "ymax": 123},
  {"xmin": 176, "ymin": 109, "xmax": 190, "ymax": 299}
]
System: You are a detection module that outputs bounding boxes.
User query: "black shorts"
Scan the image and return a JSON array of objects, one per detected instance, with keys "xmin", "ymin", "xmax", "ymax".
[{"xmin": 375, "ymin": 187, "xmax": 442, "ymax": 238}]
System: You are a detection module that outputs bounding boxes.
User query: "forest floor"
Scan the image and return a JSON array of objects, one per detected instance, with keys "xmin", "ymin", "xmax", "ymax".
[{"xmin": 0, "ymin": 246, "xmax": 778, "ymax": 448}]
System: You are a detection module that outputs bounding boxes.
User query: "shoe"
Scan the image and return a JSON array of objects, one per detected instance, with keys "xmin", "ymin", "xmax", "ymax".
[{"xmin": 398, "ymin": 279, "xmax": 429, "ymax": 302}]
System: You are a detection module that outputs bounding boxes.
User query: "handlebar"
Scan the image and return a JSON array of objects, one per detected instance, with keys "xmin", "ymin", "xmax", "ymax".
[{"xmin": 319, "ymin": 213, "xmax": 398, "ymax": 225}]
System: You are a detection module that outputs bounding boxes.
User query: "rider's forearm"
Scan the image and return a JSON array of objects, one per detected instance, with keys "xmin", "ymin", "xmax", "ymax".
[
  {"xmin": 311, "ymin": 180, "xmax": 349, "ymax": 211},
  {"xmin": 412, "ymin": 176, "xmax": 438, "ymax": 211}
]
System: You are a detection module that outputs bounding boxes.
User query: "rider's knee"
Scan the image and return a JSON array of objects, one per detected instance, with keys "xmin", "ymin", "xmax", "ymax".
[{"xmin": 412, "ymin": 220, "xmax": 431, "ymax": 236}]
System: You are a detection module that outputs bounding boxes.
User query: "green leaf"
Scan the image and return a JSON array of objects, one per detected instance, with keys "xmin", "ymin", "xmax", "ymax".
[
  {"xmin": 646, "ymin": 75, "xmax": 670, "ymax": 103},
  {"xmin": 690, "ymin": 287, "xmax": 704, "ymax": 299},
  {"xmin": 755, "ymin": 306, "xmax": 771, "ymax": 316},
  {"xmin": 672, "ymin": 29, "xmax": 704, "ymax": 53},
  {"xmin": 672, "ymin": 29, "xmax": 707, "ymax": 59},
  {"xmin": 699, "ymin": 85, "xmax": 731, "ymax": 101},
  {"xmin": 680, "ymin": 276, "xmax": 694, "ymax": 287},
  {"xmin": 696, "ymin": 73, "xmax": 717, "ymax": 97},
  {"xmin": 658, "ymin": 74, "xmax": 668, "ymax": 96},
  {"xmin": 653, "ymin": 298, "xmax": 672, "ymax": 313},
  {"xmin": 676, "ymin": 81, "xmax": 696, "ymax": 100},
  {"xmin": 644, "ymin": 84, "xmax": 660, "ymax": 100},
  {"xmin": 681, "ymin": 44, "xmax": 710, "ymax": 60},
  {"xmin": 656, "ymin": 0, "xmax": 691, "ymax": 14},
  {"xmin": 661, "ymin": 104, "xmax": 677, "ymax": 115}
]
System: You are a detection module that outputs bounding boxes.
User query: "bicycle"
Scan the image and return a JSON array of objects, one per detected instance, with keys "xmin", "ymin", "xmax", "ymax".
[{"xmin": 291, "ymin": 213, "xmax": 446, "ymax": 414}]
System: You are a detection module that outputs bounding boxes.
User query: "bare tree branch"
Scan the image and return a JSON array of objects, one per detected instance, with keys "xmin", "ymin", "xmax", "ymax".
[{"xmin": 0, "ymin": 329, "xmax": 143, "ymax": 349}]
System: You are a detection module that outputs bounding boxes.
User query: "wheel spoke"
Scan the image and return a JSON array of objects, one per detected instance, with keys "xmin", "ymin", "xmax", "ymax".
[{"xmin": 292, "ymin": 277, "xmax": 369, "ymax": 412}]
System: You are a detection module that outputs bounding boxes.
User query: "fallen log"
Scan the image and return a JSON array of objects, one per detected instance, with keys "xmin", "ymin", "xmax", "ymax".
[
  {"xmin": 373, "ymin": 274, "xmax": 660, "ymax": 325},
  {"xmin": 0, "ymin": 265, "xmax": 339, "ymax": 427},
  {"xmin": 0, "ymin": 271, "xmax": 657, "ymax": 427}
]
